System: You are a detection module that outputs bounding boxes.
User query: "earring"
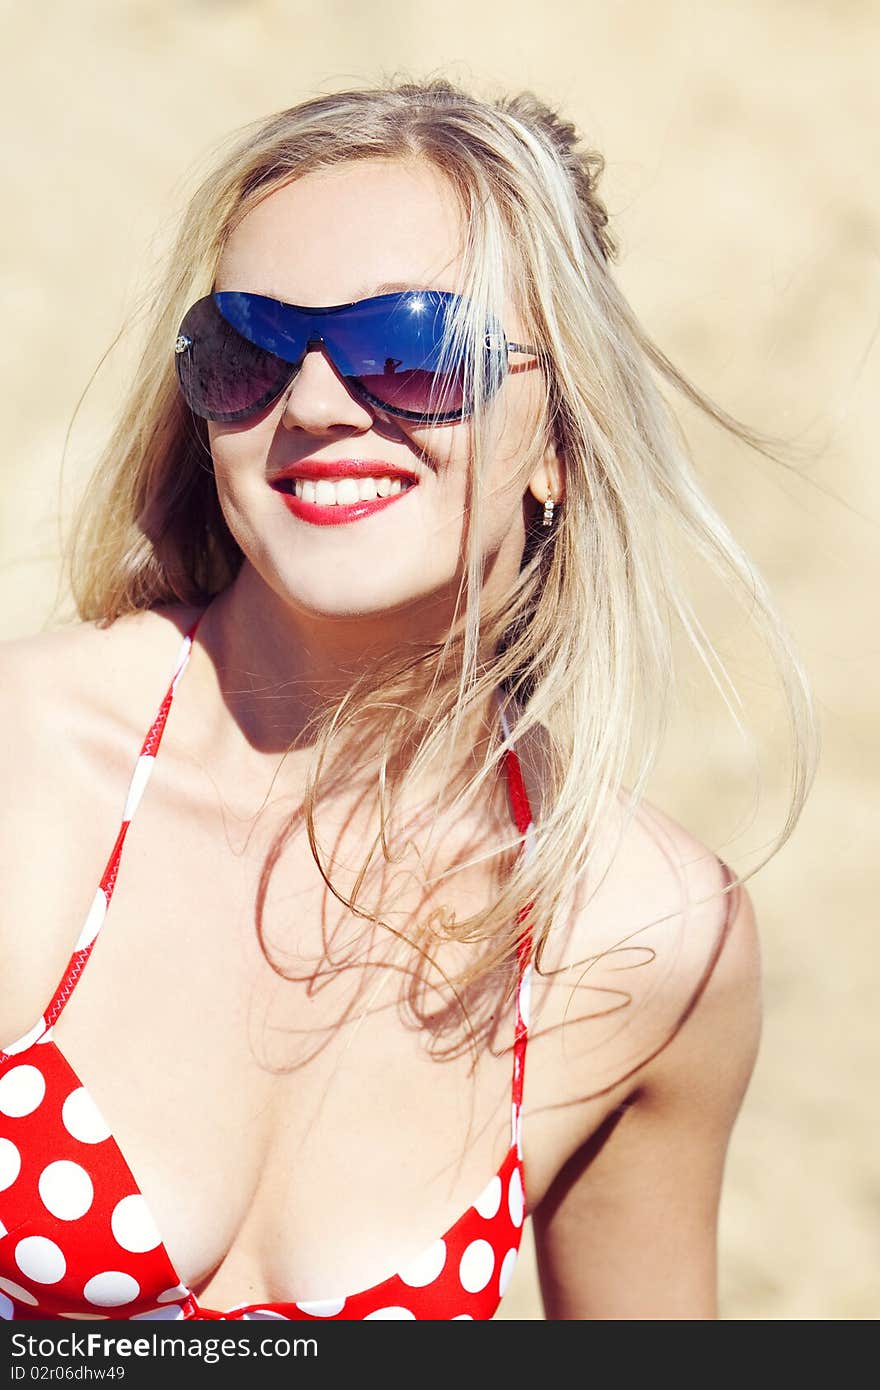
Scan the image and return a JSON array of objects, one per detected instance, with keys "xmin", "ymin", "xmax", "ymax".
[{"xmin": 542, "ymin": 490, "xmax": 556, "ymax": 527}]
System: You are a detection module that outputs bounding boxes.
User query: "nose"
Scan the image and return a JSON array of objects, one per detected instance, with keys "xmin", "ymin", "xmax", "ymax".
[{"xmin": 279, "ymin": 338, "xmax": 375, "ymax": 433}]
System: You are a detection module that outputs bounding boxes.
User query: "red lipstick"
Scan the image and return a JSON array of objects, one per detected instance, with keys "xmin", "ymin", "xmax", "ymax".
[
  {"xmin": 270, "ymin": 458, "xmax": 420, "ymax": 484},
  {"xmin": 270, "ymin": 458, "xmax": 420, "ymax": 527}
]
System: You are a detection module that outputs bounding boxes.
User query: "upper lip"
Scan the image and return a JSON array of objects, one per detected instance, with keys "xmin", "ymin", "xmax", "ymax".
[{"xmin": 269, "ymin": 459, "xmax": 420, "ymax": 485}]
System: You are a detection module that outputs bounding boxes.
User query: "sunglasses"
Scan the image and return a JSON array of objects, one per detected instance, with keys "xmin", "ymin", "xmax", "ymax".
[{"xmin": 173, "ymin": 289, "xmax": 541, "ymax": 425}]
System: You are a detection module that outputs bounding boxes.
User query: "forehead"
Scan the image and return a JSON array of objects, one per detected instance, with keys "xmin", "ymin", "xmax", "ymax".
[{"xmin": 216, "ymin": 159, "xmax": 468, "ymax": 304}]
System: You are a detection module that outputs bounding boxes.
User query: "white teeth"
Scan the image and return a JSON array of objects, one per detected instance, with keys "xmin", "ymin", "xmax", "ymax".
[
  {"xmin": 333, "ymin": 477, "xmax": 360, "ymax": 505},
  {"xmin": 292, "ymin": 476, "xmax": 408, "ymax": 505},
  {"xmin": 314, "ymin": 479, "xmax": 337, "ymax": 506}
]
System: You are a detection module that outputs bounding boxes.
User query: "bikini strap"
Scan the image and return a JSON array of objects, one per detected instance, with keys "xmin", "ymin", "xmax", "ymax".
[
  {"xmin": 0, "ymin": 608, "xmax": 207, "ymax": 1059},
  {"xmin": 500, "ymin": 702, "xmax": 536, "ymax": 1157}
]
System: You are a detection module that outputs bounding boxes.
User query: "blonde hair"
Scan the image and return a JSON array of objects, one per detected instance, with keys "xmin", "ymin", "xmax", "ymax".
[{"xmin": 63, "ymin": 75, "xmax": 819, "ymax": 1069}]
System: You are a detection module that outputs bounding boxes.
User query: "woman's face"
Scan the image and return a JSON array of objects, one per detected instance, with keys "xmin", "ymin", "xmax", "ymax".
[{"xmin": 209, "ymin": 158, "xmax": 558, "ymax": 629}]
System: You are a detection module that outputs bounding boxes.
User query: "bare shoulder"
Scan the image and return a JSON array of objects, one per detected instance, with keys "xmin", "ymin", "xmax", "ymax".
[
  {"xmin": 527, "ymin": 791, "xmax": 762, "ymax": 1317},
  {"xmin": 0, "ymin": 602, "xmax": 202, "ymax": 745},
  {"xmin": 0, "ymin": 600, "xmax": 204, "ymax": 1046},
  {"xmin": 0, "ymin": 601, "xmax": 200, "ymax": 700},
  {"xmin": 622, "ymin": 801, "xmax": 761, "ymax": 1109},
  {"xmin": 531, "ymin": 787, "xmax": 761, "ymax": 1126},
  {"xmin": 0, "ymin": 597, "xmax": 205, "ymax": 851}
]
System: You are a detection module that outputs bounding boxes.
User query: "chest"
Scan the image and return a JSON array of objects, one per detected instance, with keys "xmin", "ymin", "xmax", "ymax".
[{"xmin": 0, "ymin": 754, "xmax": 550, "ymax": 1308}]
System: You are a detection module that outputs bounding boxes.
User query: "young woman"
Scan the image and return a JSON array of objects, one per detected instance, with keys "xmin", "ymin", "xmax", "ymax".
[{"xmin": 0, "ymin": 78, "xmax": 817, "ymax": 1321}]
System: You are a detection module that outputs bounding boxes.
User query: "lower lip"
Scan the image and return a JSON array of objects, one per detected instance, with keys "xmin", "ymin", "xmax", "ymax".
[{"xmin": 273, "ymin": 483, "xmax": 418, "ymax": 526}]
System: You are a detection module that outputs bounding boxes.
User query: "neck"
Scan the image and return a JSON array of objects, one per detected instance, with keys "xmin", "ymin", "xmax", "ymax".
[{"xmin": 186, "ymin": 564, "xmax": 512, "ymax": 830}]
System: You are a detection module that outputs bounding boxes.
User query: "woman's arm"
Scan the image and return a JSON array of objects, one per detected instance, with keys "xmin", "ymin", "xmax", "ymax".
[{"xmin": 532, "ymin": 881, "xmax": 762, "ymax": 1319}]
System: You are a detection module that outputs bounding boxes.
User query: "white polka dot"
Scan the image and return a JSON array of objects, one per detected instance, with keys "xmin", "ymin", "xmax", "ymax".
[
  {"xmin": 399, "ymin": 1238, "xmax": 446, "ymax": 1288},
  {"xmin": 518, "ymin": 964, "xmax": 533, "ymax": 1028},
  {"xmin": 39, "ymin": 1161, "xmax": 94, "ymax": 1221},
  {"xmin": 156, "ymin": 1284, "xmax": 189, "ymax": 1303},
  {"xmin": 0, "ymin": 1276, "xmax": 38, "ymax": 1306},
  {"xmin": 131, "ymin": 1305, "xmax": 184, "ymax": 1320},
  {"xmin": 0, "ymin": 1064, "xmax": 46, "ymax": 1118},
  {"xmin": 293, "ymin": 1298, "xmax": 346, "ymax": 1317},
  {"xmin": 0, "ymin": 1139, "xmax": 18, "ymax": 1191},
  {"xmin": 458, "ymin": 1239, "xmax": 495, "ymax": 1293},
  {"xmin": 516, "ymin": 1107, "xmax": 523, "ymax": 1160},
  {"xmin": 474, "ymin": 1175, "xmax": 502, "ymax": 1220},
  {"xmin": 0, "ymin": 1292, "xmax": 13, "ymax": 1319},
  {"xmin": 84, "ymin": 1271, "xmax": 140, "ymax": 1307},
  {"xmin": 453, "ymin": 1313, "xmax": 474, "ymax": 1319},
  {"xmin": 0, "ymin": 1219, "xmax": 6, "ymax": 1238},
  {"xmin": 242, "ymin": 1309, "xmax": 290, "ymax": 1320},
  {"xmin": 111, "ymin": 1194, "xmax": 161, "ymax": 1253},
  {"xmin": 74, "ymin": 888, "xmax": 108, "ymax": 951},
  {"xmin": 123, "ymin": 755, "xmax": 156, "ymax": 822},
  {"xmin": 508, "ymin": 1167, "xmax": 524, "ymax": 1228},
  {"xmin": 15, "ymin": 1236, "xmax": 66, "ymax": 1284},
  {"xmin": 3, "ymin": 1018, "xmax": 48, "ymax": 1056},
  {"xmin": 364, "ymin": 1306, "xmax": 416, "ymax": 1319},
  {"xmin": 62, "ymin": 1088, "xmax": 111, "ymax": 1145},
  {"xmin": 499, "ymin": 1247, "xmax": 518, "ymax": 1296}
]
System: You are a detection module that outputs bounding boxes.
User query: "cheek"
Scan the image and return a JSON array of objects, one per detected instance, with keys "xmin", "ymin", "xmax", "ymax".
[
  {"xmin": 204, "ymin": 425, "xmax": 283, "ymax": 553},
  {"xmin": 408, "ymin": 408, "xmax": 517, "ymax": 484},
  {"xmin": 206, "ymin": 417, "xmax": 276, "ymax": 494},
  {"xmin": 406, "ymin": 404, "xmax": 536, "ymax": 539}
]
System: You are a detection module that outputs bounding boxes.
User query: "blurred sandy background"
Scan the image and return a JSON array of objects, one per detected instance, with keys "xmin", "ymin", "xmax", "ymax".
[{"xmin": 1, "ymin": 0, "xmax": 876, "ymax": 1319}]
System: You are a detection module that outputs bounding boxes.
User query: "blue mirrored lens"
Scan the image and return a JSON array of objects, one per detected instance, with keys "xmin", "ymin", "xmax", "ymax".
[
  {"xmin": 175, "ymin": 296, "xmax": 295, "ymax": 421},
  {"xmin": 176, "ymin": 291, "xmax": 507, "ymax": 423},
  {"xmin": 213, "ymin": 290, "xmax": 502, "ymax": 419}
]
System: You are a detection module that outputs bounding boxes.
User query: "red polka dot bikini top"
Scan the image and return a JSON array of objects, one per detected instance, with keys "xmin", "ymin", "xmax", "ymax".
[{"xmin": 0, "ymin": 609, "xmax": 537, "ymax": 1322}]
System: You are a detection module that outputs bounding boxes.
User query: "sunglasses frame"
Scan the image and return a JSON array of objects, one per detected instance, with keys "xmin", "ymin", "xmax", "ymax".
[{"xmin": 174, "ymin": 289, "xmax": 542, "ymax": 425}]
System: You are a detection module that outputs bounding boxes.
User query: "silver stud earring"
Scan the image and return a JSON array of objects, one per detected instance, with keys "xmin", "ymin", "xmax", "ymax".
[{"xmin": 542, "ymin": 490, "xmax": 556, "ymax": 527}]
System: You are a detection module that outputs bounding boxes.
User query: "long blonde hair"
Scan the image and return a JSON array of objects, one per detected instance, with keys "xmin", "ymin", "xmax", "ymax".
[{"xmin": 63, "ymin": 76, "xmax": 819, "ymax": 1067}]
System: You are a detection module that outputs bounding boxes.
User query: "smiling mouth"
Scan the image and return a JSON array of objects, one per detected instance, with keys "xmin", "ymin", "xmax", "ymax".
[{"xmin": 271, "ymin": 476, "xmax": 417, "ymax": 501}]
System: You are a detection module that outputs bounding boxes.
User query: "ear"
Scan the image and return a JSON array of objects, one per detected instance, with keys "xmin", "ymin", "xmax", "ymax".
[{"xmin": 526, "ymin": 433, "xmax": 565, "ymax": 509}]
